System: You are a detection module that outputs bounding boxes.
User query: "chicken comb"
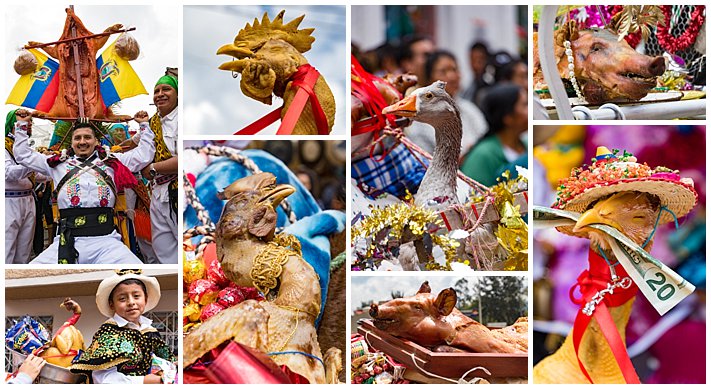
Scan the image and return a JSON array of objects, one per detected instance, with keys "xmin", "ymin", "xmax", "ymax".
[{"xmin": 232, "ymin": 10, "xmax": 315, "ymax": 56}]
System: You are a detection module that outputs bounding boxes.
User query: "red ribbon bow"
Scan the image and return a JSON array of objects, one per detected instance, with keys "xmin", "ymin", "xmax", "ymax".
[
  {"xmin": 569, "ymin": 248, "xmax": 640, "ymax": 384},
  {"xmin": 234, "ymin": 64, "xmax": 329, "ymax": 135}
]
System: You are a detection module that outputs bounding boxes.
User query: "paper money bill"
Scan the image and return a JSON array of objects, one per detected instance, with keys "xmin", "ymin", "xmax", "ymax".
[
  {"xmin": 607, "ymin": 230, "xmax": 694, "ymax": 315},
  {"xmin": 532, "ymin": 205, "xmax": 579, "ymax": 229},
  {"xmin": 533, "ymin": 205, "xmax": 695, "ymax": 315}
]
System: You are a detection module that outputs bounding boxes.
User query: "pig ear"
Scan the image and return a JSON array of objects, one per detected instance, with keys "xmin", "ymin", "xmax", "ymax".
[
  {"xmin": 434, "ymin": 288, "xmax": 457, "ymax": 316},
  {"xmin": 248, "ymin": 204, "xmax": 277, "ymax": 237},
  {"xmin": 417, "ymin": 281, "xmax": 431, "ymax": 294}
]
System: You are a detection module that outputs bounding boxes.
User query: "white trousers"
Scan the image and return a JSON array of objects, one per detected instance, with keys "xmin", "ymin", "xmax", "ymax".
[
  {"xmin": 30, "ymin": 231, "xmax": 142, "ymax": 265},
  {"xmin": 5, "ymin": 196, "xmax": 36, "ymax": 264},
  {"xmin": 150, "ymin": 195, "xmax": 178, "ymax": 264}
]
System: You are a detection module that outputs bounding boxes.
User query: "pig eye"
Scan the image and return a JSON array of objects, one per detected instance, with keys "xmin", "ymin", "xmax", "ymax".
[
  {"xmin": 591, "ymin": 44, "xmax": 604, "ymax": 53},
  {"xmin": 414, "ymin": 304, "xmax": 422, "ymax": 310},
  {"xmin": 424, "ymin": 92, "xmax": 433, "ymax": 99}
]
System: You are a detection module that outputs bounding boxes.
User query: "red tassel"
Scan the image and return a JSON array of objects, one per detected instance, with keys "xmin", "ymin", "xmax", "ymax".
[{"xmin": 105, "ymin": 158, "xmax": 138, "ymax": 192}]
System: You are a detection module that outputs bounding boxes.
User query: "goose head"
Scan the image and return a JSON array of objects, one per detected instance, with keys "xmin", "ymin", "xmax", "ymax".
[{"xmin": 382, "ymin": 80, "xmax": 459, "ymax": 128}]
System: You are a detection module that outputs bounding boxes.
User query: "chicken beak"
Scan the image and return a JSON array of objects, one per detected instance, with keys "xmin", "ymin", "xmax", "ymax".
[
  {"xmin": 217, "ymin": 44, "xmax": 254, "ymax": 72},
  {"xmin": 216, "ymin": 43, "xmax": 253, "ymax": 59},
  {"xmin": 573, "ymin": 207, "xmax": 623, "ymax": 234},
  {"xmin": 382, "ymin": 94, "xmax": 417, "ymax": 117},
  {"xmin": 218, "ymin": 59, "xmax": 249, "ymax": 72},
  {"xmin": 260, "ymin": 184, "xmax": 296, "ymax": 208}
]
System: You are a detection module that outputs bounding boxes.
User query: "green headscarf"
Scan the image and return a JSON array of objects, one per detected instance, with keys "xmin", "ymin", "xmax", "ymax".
[
  {"xmin": 5, "ymin": 109, "xmax": 18, "ymax": 136},
  {"xmin": 155, "ymin": 75, "xmax": 178, "ymax": 92}
]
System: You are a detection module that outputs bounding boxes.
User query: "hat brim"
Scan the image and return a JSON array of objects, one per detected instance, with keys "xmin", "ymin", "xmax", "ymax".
[
  {"xmin": 556, "ymin": 177, "xmax": 697, "ymax": 236},
  {"xmin": 96, "ymin": 273, "xmax": 162, "ymax": 318}
]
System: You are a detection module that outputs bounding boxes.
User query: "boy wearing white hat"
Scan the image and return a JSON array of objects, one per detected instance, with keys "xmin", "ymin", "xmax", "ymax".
[{"xmin": 70, "ymin": 270, "xmax": 175, "ymax": 384}]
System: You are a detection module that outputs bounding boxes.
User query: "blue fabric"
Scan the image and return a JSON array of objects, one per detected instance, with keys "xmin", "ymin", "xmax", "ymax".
[
  {"xmin": 351, "ymin": 143, "xmax": 427, "ymax": 199},
  {"xmin": 184, "ymin": 149, "xmax": 343, "ymax": 325}
]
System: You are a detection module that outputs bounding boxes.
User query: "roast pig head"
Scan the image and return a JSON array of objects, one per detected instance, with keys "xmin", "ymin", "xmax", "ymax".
[
  {"xmin": 369, "ymin": 281, "xmax": 458, "ymax": 347},
  {"xmin": 557, "ymin": 28, "xmax": 665, "ymax": 104}
]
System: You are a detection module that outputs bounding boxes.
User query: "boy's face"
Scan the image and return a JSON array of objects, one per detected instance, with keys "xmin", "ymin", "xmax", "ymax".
[{"xmin": 109, "ymin": 283, "xmax": 147, "ymax": 324}]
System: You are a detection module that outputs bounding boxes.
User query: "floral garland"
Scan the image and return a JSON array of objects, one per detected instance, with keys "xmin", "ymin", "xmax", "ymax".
[{"xmin": 656, "ymin": 5, "xmax": 705, "ymax": 53}]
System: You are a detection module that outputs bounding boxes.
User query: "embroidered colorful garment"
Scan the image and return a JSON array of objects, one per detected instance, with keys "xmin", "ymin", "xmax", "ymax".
[
  {"xmin": 149, "ymin": 113, "xmax": 178, "ymax": 215},
  {"xmin": 70, "ymin": 321, "xmax": 174, "ymax": 381}
]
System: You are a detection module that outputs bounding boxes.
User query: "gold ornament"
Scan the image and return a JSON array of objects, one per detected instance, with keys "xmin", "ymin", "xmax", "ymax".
[{"xmin": 612, "ymin": 5, "xmax": 664, "ymax": 42}]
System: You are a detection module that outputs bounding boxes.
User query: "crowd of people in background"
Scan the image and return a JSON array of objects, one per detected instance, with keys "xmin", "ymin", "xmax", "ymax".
[{"xmin": 354, "ymin": 35, "xmax": 528, "ymax": 186}]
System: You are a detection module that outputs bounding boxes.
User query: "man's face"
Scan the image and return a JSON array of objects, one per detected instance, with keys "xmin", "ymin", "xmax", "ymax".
[
  {"xmin": 470, "ymin": 49, "xmax": 488, "ymax": 76},
  {"xmin": 154, "ymin": 84, "xmax": 178, "ymax": 116},
  {"xmin": 404, "ymin": 39, "xmax": 435, "ymax": 79},
  {"xmin": 71, "ymin": 127, "xmax": 98, "ymax": 158}
]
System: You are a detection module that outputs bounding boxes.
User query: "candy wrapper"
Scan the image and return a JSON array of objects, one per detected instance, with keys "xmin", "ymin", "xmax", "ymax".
[
  {"xmin": 5, "ymin": 316, "xmax": 50, "ymax": 354},
  {"xmin": 240, "ymin": 286, "xmax": 264, "ymax": 301},
  {"xmin": 200, "ymin": 302, "xmax": 225, "ymax": 322},
  {"xmin": 183, "ymin": 258, "xmax": 206, "ymax": 286},
  {"xmin": 183, "ymin": 301, "xmax": 202, "ymax": 324},
  {"xmin": 202, "ymin": 243, "xmax": 230, "ymax": 287},
  {"xmin": 217, "ymin": 287, "xmax": 245, "ymax": 308},
  {"xmin": 151, "ymin": 354, "xmax": 178, "ymax": 384},
  {"xmin": 189, "ymin": 279, "xmax": 220, "ymax": 305}
]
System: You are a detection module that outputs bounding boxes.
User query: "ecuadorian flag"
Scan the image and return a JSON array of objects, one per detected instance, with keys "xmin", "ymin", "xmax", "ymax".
[
  {"xmin": 6, "ymin": 49, "xmax": 60, "ymax": 111},
  {"xmin": 97, "ymin": 37, "xmax": 147, "ymax": 107}
]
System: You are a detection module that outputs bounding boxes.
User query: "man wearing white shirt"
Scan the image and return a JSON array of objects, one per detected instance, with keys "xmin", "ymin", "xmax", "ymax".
[
  {"xmin": 129, "ymin": 74, "xmax": 179, "ymax": 264},
  {"xmin": 13, "ymin": 109, "xmax": 155, "ymax": 264},
  {"xmin": 5, "ymin": 109, "xmax": 49, "ymax": 263}
]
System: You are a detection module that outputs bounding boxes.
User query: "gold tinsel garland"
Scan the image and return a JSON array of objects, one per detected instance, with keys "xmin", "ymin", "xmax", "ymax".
[
  {"xmin": 472, "ymin": 172, "xmax": 529, "ymax": 271},
  {"xmin": 351, "ymin": 202, "xmax": 460, "ymax": 270}
]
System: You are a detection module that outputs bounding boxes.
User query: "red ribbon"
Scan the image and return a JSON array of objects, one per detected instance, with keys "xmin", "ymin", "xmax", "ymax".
[
  {"xmin": 233, "ymin": 64, "xmax": 329, "ymax": 135},
  {"xmin": 351, "ymin": 54, "xmax": 399, "ymax": 136},
  {"xmin": 569, "ymin": 249, "xmax": 640, "ymax": 384}
]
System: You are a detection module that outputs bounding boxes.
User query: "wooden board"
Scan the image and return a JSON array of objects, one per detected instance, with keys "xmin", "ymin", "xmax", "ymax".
[{"xmin": 357, "ymin": 320, "xmax": 528, "ymax": 379}]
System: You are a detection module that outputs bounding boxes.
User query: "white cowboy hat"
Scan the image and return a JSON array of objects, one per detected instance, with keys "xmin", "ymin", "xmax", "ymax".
[
  {"xmin": 95, "ymin": 269, "xmax": 161, "ymax": 318},
  {"xmin": 553, "ymin": 146, "xmax": 697, "ymax": 236}
]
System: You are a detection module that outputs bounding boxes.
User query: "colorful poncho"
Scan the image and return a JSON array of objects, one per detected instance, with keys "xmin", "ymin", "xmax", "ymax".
[{"xmin": 70, "ymin": 320, "xmax": 174, "ymax": 381}]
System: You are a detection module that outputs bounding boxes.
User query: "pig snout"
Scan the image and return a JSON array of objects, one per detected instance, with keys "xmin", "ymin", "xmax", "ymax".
[
  {"xmin": 369, "ymin": 303, "xmax": 379, "ymax": 318},
  {"xmin": 648, "ymin": 56, "xmax": 666, "ymax": 77}
]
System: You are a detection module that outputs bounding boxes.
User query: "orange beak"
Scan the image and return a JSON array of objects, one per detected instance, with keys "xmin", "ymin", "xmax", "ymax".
[
  {"xmin": 382, "ymin": 94, "xmax": 417, "ymax": 117},
  {"xmin": 572, "ymin": 204, "xmax": 623, "ymax": 234}
]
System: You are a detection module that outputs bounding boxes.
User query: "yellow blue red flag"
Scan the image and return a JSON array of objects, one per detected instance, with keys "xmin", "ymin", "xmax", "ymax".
[
  {"xmin": 6, "ymin": 49, "xmax": 60, "ymax": 111},
  {"xmin": 97, "ymin": 37, "xmax": 147, "ymax": 107}
]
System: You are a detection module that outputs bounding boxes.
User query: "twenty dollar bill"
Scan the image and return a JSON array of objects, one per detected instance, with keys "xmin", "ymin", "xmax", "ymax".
[{"xmin": 533, "ymin": 206, "xmax": 694, "ymax": 315}]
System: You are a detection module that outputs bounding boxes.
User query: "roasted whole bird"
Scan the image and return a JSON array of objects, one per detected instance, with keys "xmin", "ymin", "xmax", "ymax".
[{"xmin": 183, "ymin": 173, "xmax": 342, "ymax": 384}]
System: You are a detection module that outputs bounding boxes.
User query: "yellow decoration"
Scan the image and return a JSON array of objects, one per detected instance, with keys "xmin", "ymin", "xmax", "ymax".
[
  {"xmin": 487, "ymin": 173, "xmax": 529, "ymax": 271},
  {"xmin": 351, "ymin": 202, "xmax": 460, "ymax": 270},
  {"xmin": 612, "ymin": 5, "xmax": 664, "ymax": 42}
]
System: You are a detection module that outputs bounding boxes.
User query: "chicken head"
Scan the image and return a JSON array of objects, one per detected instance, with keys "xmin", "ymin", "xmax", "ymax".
[
  {"xmin": 573, "ymin": 191, "xmax": 661, "ymax": 252},
  {"xmin": 215, "ymin": 172, "xmax": 295, "ymax": 285},
  {"xmin": 217, "ymin": 10, "xmax": 314, "ymax": 104}
]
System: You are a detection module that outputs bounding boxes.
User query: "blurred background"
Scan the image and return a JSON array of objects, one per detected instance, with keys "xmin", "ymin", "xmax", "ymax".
[
  {"xmin": 532, "ymin": 125, "xmax": 706, "ymax": 384},
  {"xmin": 352, "ymin": 5, "xmax": 529, "ymax": 187},
  {"xmin": 183, "ymin": 5, "xmax": 347, "ymax": 135}
]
